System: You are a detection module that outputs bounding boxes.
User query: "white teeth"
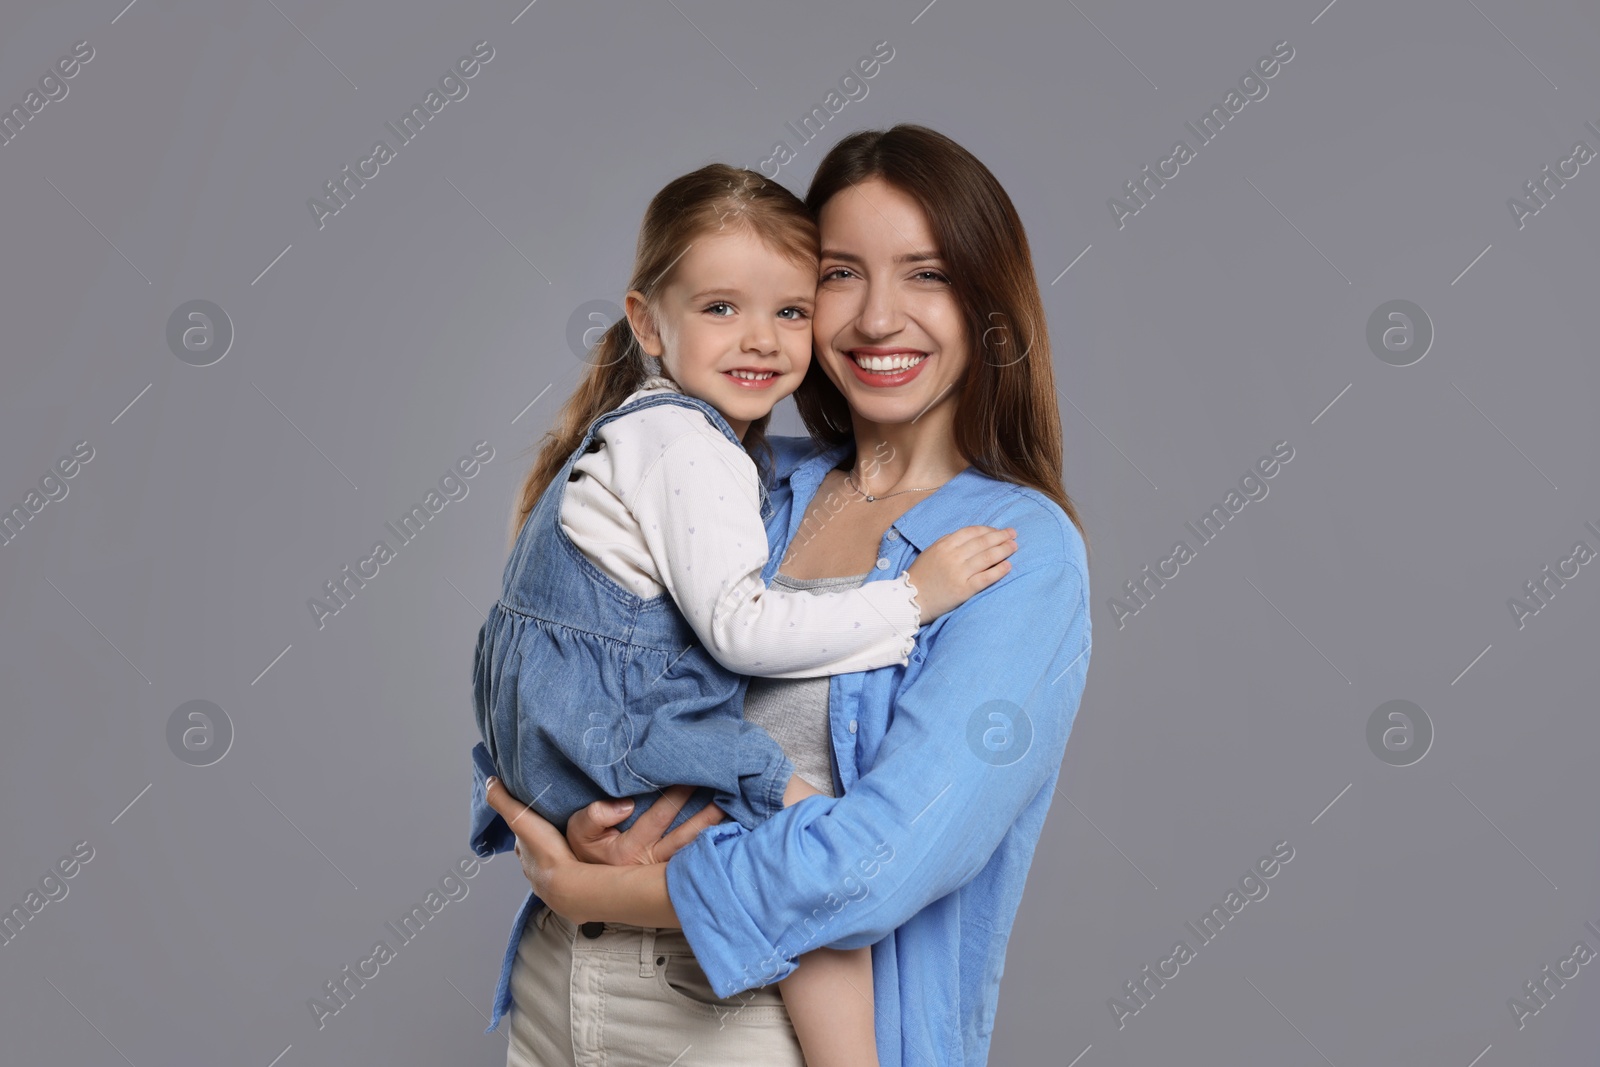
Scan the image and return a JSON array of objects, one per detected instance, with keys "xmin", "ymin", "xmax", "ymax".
[
  {"xmin": 728, "ymin": 370, "xmax": 776, "ymax": 380},
  {"xmin": 853, "ymin": 353, "xmax": 926, "ymax": 372}
]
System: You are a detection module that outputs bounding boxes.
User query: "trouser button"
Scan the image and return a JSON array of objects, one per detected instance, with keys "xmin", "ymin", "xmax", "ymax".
[{"xmin": 580, "ymin": 921, "xmax": 605, "ymax": 939}]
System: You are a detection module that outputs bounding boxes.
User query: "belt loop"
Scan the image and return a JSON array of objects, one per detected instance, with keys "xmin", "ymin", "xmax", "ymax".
[{"xmin": 639, "ymin": 927, "xmax": 658, "ymax": 977}]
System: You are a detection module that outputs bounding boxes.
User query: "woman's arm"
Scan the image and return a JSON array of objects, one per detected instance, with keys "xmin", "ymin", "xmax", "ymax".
[
  {"xmin": 485, "ymin": 768, "xmax": 827, "ymax": 918},
  {"xmin": 484, "ymin": 774, "xmax": 682, "ymax": 927},
  {"xmin": 666, "ymin": 508, "xmax": 1089, "ymax": 997}
]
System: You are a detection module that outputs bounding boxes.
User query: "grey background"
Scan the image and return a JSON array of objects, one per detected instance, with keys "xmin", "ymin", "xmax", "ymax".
[{"xmin": 2, "ymin": 0, "xmax": 1597, "ymax": 1064}]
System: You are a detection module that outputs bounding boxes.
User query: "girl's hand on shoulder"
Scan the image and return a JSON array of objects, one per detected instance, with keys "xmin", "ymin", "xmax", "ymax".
[
  {"xmin": 566, "ymin": 784, "xmax": 727, "ymax": 866},
  {"xmin": 906, "ymin": 525, "xmax": 1017, "ymax": 621}
]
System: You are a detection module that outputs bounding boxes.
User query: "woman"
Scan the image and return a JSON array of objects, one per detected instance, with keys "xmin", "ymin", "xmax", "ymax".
[{"xmin": 480, "ymin": 124, "xmax": 1091, "ymax": 1066}]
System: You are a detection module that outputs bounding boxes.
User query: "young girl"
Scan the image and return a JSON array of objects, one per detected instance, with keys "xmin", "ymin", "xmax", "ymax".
[{"xmin": 469, "ymin": 164, "xmax": 1016, "ymax": 1066}]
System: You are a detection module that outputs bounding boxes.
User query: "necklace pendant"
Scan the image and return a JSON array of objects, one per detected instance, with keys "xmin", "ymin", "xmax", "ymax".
[{"xmin": 865, "ymin": 493, "xmax": 876, "ymax": 502}]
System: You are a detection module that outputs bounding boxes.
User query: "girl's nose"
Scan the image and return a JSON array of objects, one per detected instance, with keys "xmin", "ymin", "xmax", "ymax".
[{"xmin": 743, "ymin": 321, "xmax": 779, "ymax": 354}]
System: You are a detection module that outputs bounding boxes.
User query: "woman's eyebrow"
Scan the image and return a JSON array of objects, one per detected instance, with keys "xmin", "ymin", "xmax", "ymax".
[{"xmin": 819, "ymin": 249, "xmax": 944, "ymax": 265}]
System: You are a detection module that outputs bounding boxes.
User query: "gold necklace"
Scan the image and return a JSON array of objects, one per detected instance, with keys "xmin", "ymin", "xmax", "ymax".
[{"xmin": 844, "ymin": 471, "xmax": 945, "ymax": 503}]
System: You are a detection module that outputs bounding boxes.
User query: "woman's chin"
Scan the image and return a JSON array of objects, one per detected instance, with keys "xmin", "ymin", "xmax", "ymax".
[{"xmin": 839, "ymin": 386, "xmax": 957, "ymax": 429}]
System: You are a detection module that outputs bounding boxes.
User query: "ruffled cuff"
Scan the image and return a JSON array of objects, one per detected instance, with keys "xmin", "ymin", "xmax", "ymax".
[{"xmin": 891, "ymin": 569, "xmax": 923, "ymax": 665}]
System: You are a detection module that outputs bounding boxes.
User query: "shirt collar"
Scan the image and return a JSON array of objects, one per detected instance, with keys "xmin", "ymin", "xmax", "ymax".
[{"xmin": 787, "ymin": 442, "xmax": 998, "ymax": 553}]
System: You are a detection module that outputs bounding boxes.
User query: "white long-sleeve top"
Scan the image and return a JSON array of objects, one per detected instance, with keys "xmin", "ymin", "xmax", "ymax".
[{"xmin": 558, "ymin": 377, "xmax": 921, "ymax": 678}]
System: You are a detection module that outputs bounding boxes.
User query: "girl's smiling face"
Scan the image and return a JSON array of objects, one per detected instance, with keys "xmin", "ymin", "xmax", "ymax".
[
  {"xmin": 811, "ymin": 177, "xmax": 970, "ymax": 427},
  {"xmin": 625, "ymin": 227, "xmax": 816, "ymax": 440}
]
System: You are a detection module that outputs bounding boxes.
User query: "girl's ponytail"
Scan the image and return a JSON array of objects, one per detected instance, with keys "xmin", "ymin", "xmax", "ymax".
[{"xmin": 511, "ymin": 318, "xmax": 649, "ymax": 539}]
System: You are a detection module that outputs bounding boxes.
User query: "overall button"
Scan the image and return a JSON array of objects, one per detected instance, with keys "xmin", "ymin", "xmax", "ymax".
[
  {"xmin": 848, "ymin": 719, "xmax": 858, "ymax": 734},
  {"xmin": 580, "ymin": 921, "xmax": 605, "ymax": 938},
  {"xmin": 875, "ymin": 558, "xmax": 890, "ymax": 571},
  {"xmin": 887, "ymin": 529, "xmax": 901, "ymax": 542}
]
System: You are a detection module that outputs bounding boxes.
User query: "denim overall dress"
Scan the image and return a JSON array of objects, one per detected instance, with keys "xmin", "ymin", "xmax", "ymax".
[{"xmin": 468, "ymin": 388, "xmax": 794, "ymax": 860}]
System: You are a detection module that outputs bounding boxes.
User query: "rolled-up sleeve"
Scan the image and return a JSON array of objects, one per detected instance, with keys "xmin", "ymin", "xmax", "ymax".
[{"xmin": 665, "ymin": 510, "xmax": 1091, "ymax": 998}]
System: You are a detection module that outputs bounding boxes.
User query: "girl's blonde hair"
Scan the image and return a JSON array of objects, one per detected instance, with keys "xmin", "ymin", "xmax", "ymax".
[{"xmin": 511, "ymin": 164, "xmax": 818, "ymax": 542}]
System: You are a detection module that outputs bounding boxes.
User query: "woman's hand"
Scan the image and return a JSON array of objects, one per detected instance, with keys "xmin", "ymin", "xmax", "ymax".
[
  {"xmin": 482, "ymin": 776, "xmax": 583, "ymax": 915},
  {"xmin": 566, "ymin": 785, "xmax": 727, "ymax": 866},
  {"xmin": 483, "ymin": 776, "xmax": 685, "ymax": 930}
]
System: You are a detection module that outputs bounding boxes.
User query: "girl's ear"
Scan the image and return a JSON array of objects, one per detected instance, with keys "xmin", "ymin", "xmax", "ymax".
[{"xmin": 624, "ymin": 291, "xmax": 664, "ymax": 357}]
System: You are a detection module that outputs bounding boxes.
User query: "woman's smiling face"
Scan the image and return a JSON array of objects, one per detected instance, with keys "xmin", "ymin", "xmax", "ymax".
[{"xmin": 812, "ymin": 177, "xmax": 969, "ymax": 426}]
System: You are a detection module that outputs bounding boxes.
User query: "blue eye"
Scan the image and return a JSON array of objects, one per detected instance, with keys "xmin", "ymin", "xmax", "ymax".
[
  {"xmin": 777, "ymin": 307, "xmax": 809, "ymax": 320},
  {"xmin": 913, "ymin": 270, "xmax": 949, "ymax": 283},
  {"xmin": 705, "ymin": 302, "xmax": 733, "ymax": 316}
]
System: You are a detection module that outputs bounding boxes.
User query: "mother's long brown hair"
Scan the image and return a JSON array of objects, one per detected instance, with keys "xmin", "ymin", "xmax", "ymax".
[{"xmin": 797, "ymin": 125, "xmax": 1086, "ymax": 549}]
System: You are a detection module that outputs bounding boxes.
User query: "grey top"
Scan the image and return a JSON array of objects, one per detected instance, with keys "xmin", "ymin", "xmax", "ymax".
[{"xmin": 743, "ymin": 569, "xmax": 872, "ymax": 798}]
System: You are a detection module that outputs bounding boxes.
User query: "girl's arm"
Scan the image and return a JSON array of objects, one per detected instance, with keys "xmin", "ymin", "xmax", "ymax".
[{"xmin": 625, "ymin": 417, "xmax": 924, "ymax": 677}]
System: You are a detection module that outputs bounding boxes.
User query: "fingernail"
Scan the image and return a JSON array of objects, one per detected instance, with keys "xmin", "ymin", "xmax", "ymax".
[{"xmin": 485, "ymin": 776, "xmax": 498, "ymax": 789}]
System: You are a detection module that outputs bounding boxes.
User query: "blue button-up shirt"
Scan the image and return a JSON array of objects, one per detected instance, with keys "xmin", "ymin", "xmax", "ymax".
[{"xmin": 478, "ymin": 434, "xmax": 1091, "ymax": 1066}]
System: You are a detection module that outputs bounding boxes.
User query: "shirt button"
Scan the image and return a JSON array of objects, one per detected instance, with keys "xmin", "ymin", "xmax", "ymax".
[
  {"xmin": 875, "ymin": 558, "xmax": 890, "ymax": 571},
  {"xmin": 887, "ymin": 529, "xmax": 900, "ymax": 542},
  {"xmin": 848, "ymin": 719, "xmax": 858, "ymax": 733}
]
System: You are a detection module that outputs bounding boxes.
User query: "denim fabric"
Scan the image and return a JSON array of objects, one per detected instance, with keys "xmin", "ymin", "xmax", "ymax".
[
  {"xmin": 474, "ymin": 432, "xmax": 1092, "ymax": 1067},
  {"xmin": 467, "ymin": 389, "xmax": 793, "ymax": 865}
]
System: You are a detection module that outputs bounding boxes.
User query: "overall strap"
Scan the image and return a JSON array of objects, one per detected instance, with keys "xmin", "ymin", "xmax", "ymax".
[{"xmin": 555, "ymin": 389, "xmax": 772, "ymax": 534}]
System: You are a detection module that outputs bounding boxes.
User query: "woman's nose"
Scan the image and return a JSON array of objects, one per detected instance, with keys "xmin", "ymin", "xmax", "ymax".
[{"xmin": 857, "ymin": 279, "xmax": 905, "ymax": 338}]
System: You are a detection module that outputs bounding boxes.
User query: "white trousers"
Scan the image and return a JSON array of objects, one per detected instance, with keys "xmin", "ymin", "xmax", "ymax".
[{"xmin": 505, "ymin": 904, "xmax": 806, "ymax": 1067}]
